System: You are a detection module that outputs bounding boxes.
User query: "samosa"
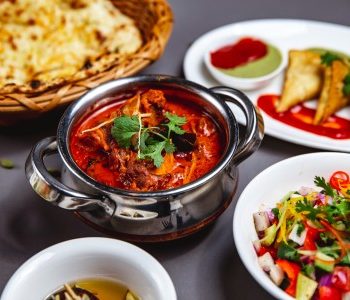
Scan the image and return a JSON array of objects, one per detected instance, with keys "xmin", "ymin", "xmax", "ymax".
[
  {"xmin": 277, "ymin": 50, "xmax": 323, "ymax": 112},
  {"xmin": 314, "ymin": 60, "xmax": 350, "ymax": 124}
]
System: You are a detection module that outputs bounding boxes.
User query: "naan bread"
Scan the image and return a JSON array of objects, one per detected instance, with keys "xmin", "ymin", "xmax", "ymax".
[
  {"xmin": 0, "ymin": 0, "xmax": 142, "ymax": 93},
  {"xmin": 314, "ymin": 60, "xmax": 350, "ymax": 124},
  {"xmin": 277, "ymin": 50, "xmax": 323, "ymax": 112}
]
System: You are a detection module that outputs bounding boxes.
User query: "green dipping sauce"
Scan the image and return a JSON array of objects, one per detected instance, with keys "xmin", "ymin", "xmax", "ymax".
[{"xmin": 218, "ymin": 44, "xmax": 282, "ymax": 78}]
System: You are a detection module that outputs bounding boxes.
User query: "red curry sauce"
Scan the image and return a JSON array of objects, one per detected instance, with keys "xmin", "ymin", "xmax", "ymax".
[
  {"xmin": 70, "ymin": 89, "xmax": 225, "ymax": 191},
  {"xmin": 257, "ymin": 94, "xmax": 350, "ymax": 139}
]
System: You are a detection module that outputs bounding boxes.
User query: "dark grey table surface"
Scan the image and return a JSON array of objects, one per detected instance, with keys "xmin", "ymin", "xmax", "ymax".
[{"xmin": 0, "ymin": 0, "xmax": 349, "ymax": 299}]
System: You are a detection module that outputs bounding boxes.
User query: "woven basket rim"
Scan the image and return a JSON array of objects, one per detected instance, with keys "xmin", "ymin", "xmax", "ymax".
[{"xmin": 0, "ymin": 0, "xmax": 173, "ymax": 115}]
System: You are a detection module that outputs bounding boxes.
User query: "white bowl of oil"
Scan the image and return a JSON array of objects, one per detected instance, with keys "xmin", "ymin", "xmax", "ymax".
[{"xmin": 1, "ymin": 237, "xmax": 177, "ymax": 300}]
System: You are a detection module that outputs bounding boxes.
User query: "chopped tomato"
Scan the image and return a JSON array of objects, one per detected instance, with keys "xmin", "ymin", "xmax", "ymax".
[
  {"xmin": 258, "ymin": 246, "xmax": 277, "ymax": 259},
  {"xmin": 330, "ymin": 171, "xmax": 349, "ymax": 190},
  {"xmin": 332, "ymin": 266, "xmax": 350, "ymax": 291},
  {"xmin": 276, "ymin": 259, "xmax": 301, "ymax": 296},
  {"xmin": 302, "ymin": 226, "xmax": 319, "ymax": 251},
  {"xmin": 319, "ymin": 286, "xmax": 342, "ymax": 300}
]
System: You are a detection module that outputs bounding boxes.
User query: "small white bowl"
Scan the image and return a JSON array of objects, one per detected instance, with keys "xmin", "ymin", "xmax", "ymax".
[
  {"xmin": 204, "ymin": 36, "xmax": 286, "ymax": 90},
  {"xmin": 233, "ymin": 152, "xmax": 350, "ymax": 300},
  {"xmin": 1, "ymin": 237, "xmax": 177, "ymax": 300}
]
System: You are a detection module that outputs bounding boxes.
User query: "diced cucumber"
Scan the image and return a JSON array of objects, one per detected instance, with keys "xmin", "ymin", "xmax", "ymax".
[
  {"xmin": 315, "ymin": 251, "xmax": 335, "ymax": 272},
  {"xmin": 296, "ymin": 273, "xmax": 318, "ymax": 300}
]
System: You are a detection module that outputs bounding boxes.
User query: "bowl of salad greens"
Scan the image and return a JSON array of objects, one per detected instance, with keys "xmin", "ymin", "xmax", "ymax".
[{"xmin": 233, "ymin": 152, "xmax": 350, "ymax": 300}]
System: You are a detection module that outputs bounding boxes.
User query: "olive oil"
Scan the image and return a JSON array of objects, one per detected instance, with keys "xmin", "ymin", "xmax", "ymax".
[
  {"xmin": 76, "ymin": 278, "xmax": 129, "ymax": 300},
  {"xmin": 48, "ymin": 278, "xmax": 139, "ymax": 300}
]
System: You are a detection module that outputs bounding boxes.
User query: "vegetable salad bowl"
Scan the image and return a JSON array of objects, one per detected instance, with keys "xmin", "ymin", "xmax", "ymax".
[{"xmin": 233, "ymin": 152, "xmax": 350, "ymax": 300}]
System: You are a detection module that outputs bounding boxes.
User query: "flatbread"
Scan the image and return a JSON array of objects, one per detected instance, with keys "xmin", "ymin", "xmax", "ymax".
[
  {"xmin": 314, "ymin": 60, "xmax": 350, "ymax": 124},
  {"xmin": 0, "ymin": 0, "xmax": 142, "ymax": 93},
  {"xmin": 277, "ymin": 50, "xmax": 323, "ymax": 112}
]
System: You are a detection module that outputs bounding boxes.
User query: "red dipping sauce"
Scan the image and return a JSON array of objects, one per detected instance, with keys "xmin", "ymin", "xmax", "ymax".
[
  {"xmin": 257, "ymin": 95, "xmax": 350, "ymax": 139},
  {"xmin": 210, "ymin": 37, "xmax": 268, "ymax": 69}
]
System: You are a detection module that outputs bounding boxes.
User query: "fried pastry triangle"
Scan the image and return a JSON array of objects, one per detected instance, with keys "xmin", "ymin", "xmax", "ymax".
[
  {"xmin": 277, "ymin": 50, "xmax": 323, "ymax": 112},
  {"xmin": 314, "ymin": 60, "xmax": 350, "ymax": 124}
]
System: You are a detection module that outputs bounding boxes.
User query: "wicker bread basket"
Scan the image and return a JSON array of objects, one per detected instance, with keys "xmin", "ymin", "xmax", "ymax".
[{"xmin": 0, "ymin": 0, "xmax": 173, "ymax": 126}]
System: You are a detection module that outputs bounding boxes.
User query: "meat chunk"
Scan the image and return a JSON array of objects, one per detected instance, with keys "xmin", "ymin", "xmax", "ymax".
[
  {"xmin": 124, "ymin": 159, "xmax": 160, "ymax": 190},
  {"xmin": 140, "ymin": 89, "xmax": 166, "ymax": 126}
]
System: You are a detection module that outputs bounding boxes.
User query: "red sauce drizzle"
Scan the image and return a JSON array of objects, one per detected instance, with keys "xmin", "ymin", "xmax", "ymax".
[
  {"xmin": 257, "ymin": 95, "xmax": 350, "ymax": 140},
  {"xmin": 210, "ymin": 37, "xmax": 268, "ymax": 69}
]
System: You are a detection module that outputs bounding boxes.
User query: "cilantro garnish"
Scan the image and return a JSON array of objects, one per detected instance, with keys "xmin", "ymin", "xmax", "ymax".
[
  {"xmin": 272, "ymin": 207, "xmax": 280, "ymax": 219},
  {"xmin": 302, "ymin": 264, "xmax": 315, "ymax": 278},
  {"xmin": 314, "ymin": 176, "xmax": 335, "ymax": 197},
  {"xmin": 111, "ymin": 113, "xmax": 187, "ymax": 168},
  {"xmin": 295, "ymin": 199, "xmax": 320, "ymax": 220},
  {"xmin": 321, "ymin": 52, "xmax": 341, "ymax": 66},
  {"xmin": 164, "ymin": 112, "xmax": 186, "ymax": 137},
  {"xmin": 296, "ymin": 222, "xmax": 305, "ymax": 237},
  {"xmin": 277, "ymin": 242, "xmax": 300, "ymax": 262},
  {"xmin": 111, "ymin": 115, "xmax": 140, "ymax": 148}
]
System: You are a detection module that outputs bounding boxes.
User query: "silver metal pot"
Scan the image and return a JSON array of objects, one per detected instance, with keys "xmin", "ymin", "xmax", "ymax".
[{"xmin": 25, "ymin": 75, "xmax": 264, "ymax": 242}]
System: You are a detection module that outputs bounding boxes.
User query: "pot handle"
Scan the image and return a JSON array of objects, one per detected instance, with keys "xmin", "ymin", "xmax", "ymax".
[
  {"xmin": 210, "ymin": 86, "xmax": 264, "ymax": 164},
  {"xmin": 25, "ymin": 136, "xmax": 116, "ymax": 216}
]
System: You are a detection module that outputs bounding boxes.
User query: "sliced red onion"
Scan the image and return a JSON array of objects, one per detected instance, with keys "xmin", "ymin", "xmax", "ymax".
[
  {"xmin": 332, "ymin": 270, "xmax": 347, "ymax": 285},
  {"xmin": 318, "ymin": 192, "xmax": 325, "ymax": 200},
  {"xmin": 318, "ymin": 193, "xmax": 326, "ymax": 204},
  {"xmin": 300, "ymin": 255, "xmax": 311, "ymax": 264},
  {"xmin": 299, "ymin": 186, "xmax": 314, "ymax": 196},
  {"xmin": 319, "ymin": 274, "xmax": 333, "ymax": 287},
  {"xmin": 266, "ymin": 209, "xmax": 275, "ymax": 223}
]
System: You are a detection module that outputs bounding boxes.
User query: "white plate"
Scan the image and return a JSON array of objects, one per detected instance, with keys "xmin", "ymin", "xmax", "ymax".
[
  {"xmin": 233, "ymin": 152, "xmax": 350, "ymax": 300},
  {"xmin": 183, "ymin": 19, "xmax": 350, "ymax": 152}
]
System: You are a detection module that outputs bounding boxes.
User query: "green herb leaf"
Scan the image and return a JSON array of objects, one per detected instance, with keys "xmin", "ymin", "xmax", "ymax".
[
  {"xmin": 272, "ymin": 207, "xmax": 280, "ymax": 219},
  {"xmin": 314, "ymin": 176, "xmax": 335, "ymax": 197},
  {"xmin": 111, "ymin": 112, "xmax": 188, "ymax": 167},
  {"xmin": 111, "ymin": 115, "xmax": 140, "ymax": 148},
  {"xmin": 296, "ymin": 222, "xmax": 305, "ymax": 237},
  {"xmin": 319, "ymin": 232, "xmax": 332, "ymax": 244},
  {"xmin": 277, "ymin": 242, "xmax": 300, "ymax": 262},
  {"xmin": 343, "ymin": 74, "xmax": 350, "ymax": 96},
  {"xmin": 341, "ymin": 251, "xmax": 350, "ymax": 265},
  {"xmin": 139, "ymin": 141, "xmax": 166, "ymax": 168},
  {"xmin": 321, "ymin": 52, "xmax": 341, "ymax": 66},
  {"xmin": 164, "ymin": 112, "xmax": 186, "ymax": 137},
  {"xmin": 302, "ymin": 264, "xmax": 315, "ymax": 278},
  {"xmin": 164, "ymin": 140, "xmax": 176, "ymax": 153},
  {"xmin": 318, "ymin": 243, "xmax": 340, "ymax": 259},
  {"xmin": 295, "ymin": 199, "xmax": 320, "ymax": 221},
  {"xmin": 0, "ymin": 159, "xmax": 14, "ymax": 169}
]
